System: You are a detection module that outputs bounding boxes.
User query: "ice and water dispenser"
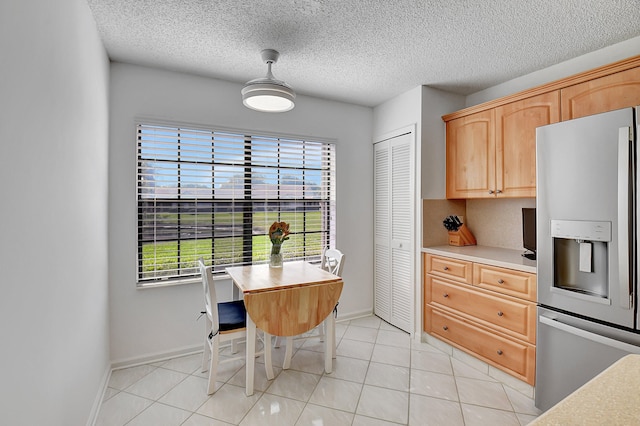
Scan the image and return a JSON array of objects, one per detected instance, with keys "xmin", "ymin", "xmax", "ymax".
[{"xmin": 551, "ymin": 220, "xmax": 612, "ymax": 300}]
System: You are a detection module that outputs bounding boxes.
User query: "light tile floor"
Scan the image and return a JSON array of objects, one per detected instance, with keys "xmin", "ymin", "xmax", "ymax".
[{"xmin": 96, "ymin": 316, "xmax": 542, "ymax": 425}]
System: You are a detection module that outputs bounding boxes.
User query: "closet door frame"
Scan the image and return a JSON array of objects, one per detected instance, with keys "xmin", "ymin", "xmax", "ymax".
[{"xmin": 373, "ymin": 125, "xmax": 416, "ymax": 334}]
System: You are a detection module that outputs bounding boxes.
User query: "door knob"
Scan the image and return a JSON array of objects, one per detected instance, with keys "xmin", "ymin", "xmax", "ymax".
[
  {"xmin": 443, "ymin": 266, "xmax": 449, "ymax": 271},
  {"xmin": 443, "ymin": 326, "xmax": 448, "ymax": 331},
  {"xmin": 443, "ymin": 293, "xmax": 449, "ymax": 298},
  {"xmin": 497, "ymin": 311, "xmax": 503, "ymax": 317},
  {"xmin": 497, "ymin": 350, "xmax": 503, "ymax": 355},
  {"xmin": 497, "ymin": 279, "xmax": 504, "ymax": 284}
]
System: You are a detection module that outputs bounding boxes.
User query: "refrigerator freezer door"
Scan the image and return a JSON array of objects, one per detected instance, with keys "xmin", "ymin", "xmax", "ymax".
[
  {"xmin": 536, "ymin": 307, "xmax": 640, "ymax": 411},
  {"xmin": 536, "ymin": 107, "xmax": 636, "ymax": 328}
]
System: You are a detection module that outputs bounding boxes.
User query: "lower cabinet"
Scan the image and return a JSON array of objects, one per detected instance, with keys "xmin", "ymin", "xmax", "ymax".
[{"xmin": 423, "ymin": 253, "xmax": 537, "ymax": 385}]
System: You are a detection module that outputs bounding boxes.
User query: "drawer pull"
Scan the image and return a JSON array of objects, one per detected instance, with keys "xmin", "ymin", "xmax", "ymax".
[
  {"xmin": 497, "ymin": 349, "xmax": 503, "ymax": 355},
  {"xmin": 443, "ymin": 326, "xmax": 449, "ymax": 331},
  {"xmin": 443, "ymin": 266, "xmax": 449, "ymax": 271},
  {"xmin": 497, "ymin": 279, "xmax": 505, "ymax": 284},
  {"xmin": 443, "ymin": 293, "xmax": 449, "ymax": 298},
  {"xmin": 497, "ymin": 311, "xmax": 503, "ymax": 317}
]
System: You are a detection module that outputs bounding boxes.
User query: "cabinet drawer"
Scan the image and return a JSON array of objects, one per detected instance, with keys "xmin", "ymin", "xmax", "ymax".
[
  {"xmin": 473, "ymin": 263, "xmax": 536, "ymax": 301},
  {"xmin": 427, "ymin": 276, "xmax": 536, "ymax": 344},
  {"xmin": 428, "ymin": 307, "xmax": 535, "ymax": 385},
  {"xmin": 426, "ymin": 254, "xmax": 472, "ymax": 284}
]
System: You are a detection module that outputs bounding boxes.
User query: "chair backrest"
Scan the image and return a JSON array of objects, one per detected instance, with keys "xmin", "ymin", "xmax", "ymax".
[
  {"xmin": 198, "ymin": 258, "xmax": 219, "ymax": 331},
  {"xmin": 320, "ymin": 248, "xmax": 345, "ymax": 277}
]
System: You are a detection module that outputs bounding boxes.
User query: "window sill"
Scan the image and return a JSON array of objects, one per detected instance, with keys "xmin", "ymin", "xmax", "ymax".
[
  {"xmin": 136, "ymin": 273, "xmax": 232, "ymax": 290},
  {"xmin": 136, "ymin": 259, "xmax": 322, "ymax": 289}
]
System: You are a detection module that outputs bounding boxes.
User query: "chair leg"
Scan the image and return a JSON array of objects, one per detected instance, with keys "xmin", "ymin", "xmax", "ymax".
[
  {"xmin": 256, "ymin": 332, "xmax": 265, "ymax": 358},
  {"xmin": 263, "ymin": 332, "xmax": 274, "ymax": 380},
  {"xmin": 283, "ymin": 336, "xmax": 293, "ymax": 369},
  {"xmin": 231, "ymin": 338, "xmax": 239, "ymax": 354},
  {"xmin": 207, "ymin": 339, "xmax": 219, "ymax": 395},
  {"xmin": 273, "ymin": 336, "xmax": 281, "ymax": 348},
  {"xmin": 202, "ymin": 318, "xmax": 213, "ymax": 373},
  {"xmin": 201, "ymin": 336, "xmax": 210, "ymax": 373}
]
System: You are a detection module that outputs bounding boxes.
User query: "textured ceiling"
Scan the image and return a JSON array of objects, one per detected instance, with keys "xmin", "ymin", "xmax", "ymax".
[{"xmin": 86, "ymin": 0, "xmax": 640, "ymax": 107}]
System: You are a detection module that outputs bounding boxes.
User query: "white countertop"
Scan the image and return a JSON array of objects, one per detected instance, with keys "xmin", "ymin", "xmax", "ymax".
[{"xmin": 422, "ymin": 245, "xmax": 537, "ymax": 274}]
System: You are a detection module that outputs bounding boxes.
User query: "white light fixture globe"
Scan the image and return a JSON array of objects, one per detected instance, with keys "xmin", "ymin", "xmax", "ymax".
[{"xmin": 242, "ymin": 49, "xmax": 295, "ymax": 113}]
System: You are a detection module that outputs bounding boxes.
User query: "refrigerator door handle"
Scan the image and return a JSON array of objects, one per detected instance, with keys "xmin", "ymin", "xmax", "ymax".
[
  {"xmin": 618, "ymin": 127, "xmax": 632, "ymax": 310},
  {"xmin": 539, "ymin": 315, "xmax": 640, "ymax": 353}
]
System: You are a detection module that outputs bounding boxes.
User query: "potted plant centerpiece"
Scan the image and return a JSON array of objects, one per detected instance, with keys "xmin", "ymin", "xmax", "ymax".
[{"xmin": 268, "ymin": 221, "xmax": 290, "ymax": 268}]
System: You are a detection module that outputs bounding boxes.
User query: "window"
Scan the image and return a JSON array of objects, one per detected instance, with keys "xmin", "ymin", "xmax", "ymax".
[{"xmin": 137, "ymin": 123, "xmax": 336, "ymax": 285}]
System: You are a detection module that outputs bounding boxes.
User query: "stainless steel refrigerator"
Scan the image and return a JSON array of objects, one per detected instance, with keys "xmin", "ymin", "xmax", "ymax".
[{"xmin": 536, "ymin": 106, "xmax": 640, "ymax": 411}]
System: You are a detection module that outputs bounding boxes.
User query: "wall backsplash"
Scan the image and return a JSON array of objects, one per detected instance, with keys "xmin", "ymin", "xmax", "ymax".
[
  {"xmin": 466, "ymin": 198, "xmax": 536, "ymax": 250},
  {"xmin": 422, "ymin": 199, "xmax": 466, "ymax": 247}
]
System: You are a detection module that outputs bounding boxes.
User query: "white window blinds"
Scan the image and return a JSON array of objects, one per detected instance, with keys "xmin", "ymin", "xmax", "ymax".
[{"xmin": 137, "ymin": 123, "xmax": 336, "ymax": 285}]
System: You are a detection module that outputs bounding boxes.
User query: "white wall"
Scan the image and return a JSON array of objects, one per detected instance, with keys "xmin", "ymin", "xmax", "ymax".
[
  {"xmin": 419, "ymin": 87, "xmax": 465, "ymax": 199},
  {"xmin": 372, "ymin": 86, "xmax": 422, "ymax": 140},
  {"xmin": 372, "ymin": 87, "xmax": 463, "ymax": 335},
  {"xmin": 109, "ymin": 63, "xmax": 374, "ymax": 363},
  {"xmin": 467, "ymin": 36, "xmax": 640, "ymax": 107},
  {"xmin": 0, "ymin": 0, "xmax": 110, "ymax": 425},
  {"xmin": 372, "ymin": 86, "xmax": 464, "ymax": 199}
]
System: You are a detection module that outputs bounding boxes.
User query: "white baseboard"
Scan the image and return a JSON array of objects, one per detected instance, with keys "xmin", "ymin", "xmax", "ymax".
[
  {"xmin": 111, "ymin": 344, "xmax": 203, "ymax": 370},
  {"xmin": 336, "ymin": 309, "xmax": 374, "ymax": 323},
  {"xmin": 86, "ymin": 365, "xmax": 111, "ymax": 426},
  {"xmin": 111, "ymin": 310, "xmax": 375, "ymax": 370}
]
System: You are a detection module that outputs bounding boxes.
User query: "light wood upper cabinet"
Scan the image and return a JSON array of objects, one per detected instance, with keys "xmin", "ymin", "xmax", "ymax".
[
  {"xmin": 443, "ymin": 56, "xmax": 640, "ymax": 200},
  {"xmin": 561, "ymin": 67, "xmax": 640, "ymax": 120},
  {"xmin": 495, "ymin": 91, "xmax": 560, "ymax": 198},
  {"xmin": 446, "ymin": 92, "xmax": 559, "ymax": 199},
  {"xmin": 446, "ymin": 109, "xmax": 495, "ymax": 198}
]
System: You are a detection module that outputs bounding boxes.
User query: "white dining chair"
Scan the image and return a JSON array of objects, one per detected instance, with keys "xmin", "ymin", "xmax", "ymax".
[
  {"xmin": 198, "ymin": 258, "xmax": 250, "ymax": 394},
  {"xmin": 279, "ymin": 248, "xmax": 345, "ymax": 369}
]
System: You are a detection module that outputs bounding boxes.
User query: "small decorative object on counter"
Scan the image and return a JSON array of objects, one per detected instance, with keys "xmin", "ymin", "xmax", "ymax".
[
  {"xmin": 442, "ymin": 215, "xmax": 476, "ymax": 246},
  {"xmin": 268, "ymin": 221, "xmax": 290, "ymax": 268}
]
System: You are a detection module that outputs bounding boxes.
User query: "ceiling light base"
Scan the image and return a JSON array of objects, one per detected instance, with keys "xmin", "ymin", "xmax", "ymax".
[
  {"xmin": 261, "ymin": 49, "xmax": 280, "ymax": 64},
  {"xmin": 242, "ymin": 49, "xmax": 296, "ymax": 113}
]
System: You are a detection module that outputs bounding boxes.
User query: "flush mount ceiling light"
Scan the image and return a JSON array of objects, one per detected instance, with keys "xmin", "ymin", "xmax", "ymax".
[{"xmin": 241, "ymin": 49, "xmax": 296, "ymax": 113}]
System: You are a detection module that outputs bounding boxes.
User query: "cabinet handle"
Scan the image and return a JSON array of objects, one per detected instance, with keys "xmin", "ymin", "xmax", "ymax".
[
  {"xmin": 496, "ymin": 189, "xmax": 503, "ymax": 194},
  {"xmin": 443, "ymin": 293, "xmax": 449, "ymax": 298},
  {"xmin": 497, "ymin": 279, "xmax": 504, "ymax": 284},
  {"xmin": 443, "ymin": 266, "xmax": 449, "ymax": 271},
  {"xmin": 488, "ymin": 190, "xmax": 495, "ymax": 194},
  {"xmin": 443, "ymin": 326, "xmax": 449, "ymax": 331},
  {"xmin": 497, "ymin": 311, "xmax": 503, "ymax": 317},
  {"xmin": 497, "ymin": 350, "xmax": 503, "ymax": 355}
]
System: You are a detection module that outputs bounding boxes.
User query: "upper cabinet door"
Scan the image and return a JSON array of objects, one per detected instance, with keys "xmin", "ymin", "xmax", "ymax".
[
  {"xmin": 446, "ymin": 109, "xmax": 495, "ymax": 199},
  {"xmin": 495, "ymin": 91, "xmax": 560, "ymax": 198},
  {"xmin": 561, "ymin": 67, "xmax": 640, "ymax": 120}
]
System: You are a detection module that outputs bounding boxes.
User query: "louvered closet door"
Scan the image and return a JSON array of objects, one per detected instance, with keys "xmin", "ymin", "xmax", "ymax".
[
  {"xmin": 374, "ymin": 144, "xmax": 391, "ymax": 322},
  {"xmin": 374, "ymin": 132, "xmax": 414, "ymax": 333}
]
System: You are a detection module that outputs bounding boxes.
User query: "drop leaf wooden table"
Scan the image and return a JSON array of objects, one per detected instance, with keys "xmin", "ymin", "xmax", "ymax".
[{"xmin": 226, "ymin": 261, "xmax": 343, "ymax": 396}]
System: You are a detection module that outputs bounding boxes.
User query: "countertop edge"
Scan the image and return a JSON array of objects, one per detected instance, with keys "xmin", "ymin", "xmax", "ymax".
[{"xmin": 422, "ymin": 245, "xmax": 537, "ymax": 274}]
